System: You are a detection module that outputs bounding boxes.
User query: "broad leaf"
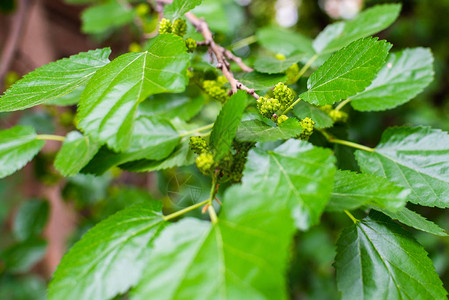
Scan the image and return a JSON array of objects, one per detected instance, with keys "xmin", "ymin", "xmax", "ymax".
[
  {"xmin": 0, "ymin": 126, "xmax": 45, "ymax": 178},
  {"xmin": 48, "ymin": 204, "xmax": 165, "ymax": 300},
  {"xmin": 292, "ymin": 101, "xmax": 333, "ymax": 128},
  {"xmin": 239, "ymin": 72, "xmax": 287, "ymax": 90},
  {"xmin": 356, "ymin": 127, "xmax": 449, "ymax": 208},
  {"xmin": 301, "ymin": 37, "xmax": 391, "ymax": 106},
  {"xmin": 326, "ymin": 170, "xmax": 409, "ymax": 212},
  {"xmin": 375, "ymin": 207, "xmax": 447, "ymax": 237},
  {"xmin": 81, "ymin": 1, "xmax": 135, "ymax": 34},
  {"xmin": 351, "ymin": 48, "xmax": 434, "ymax": 111},
  {"xmin": 257, "ymin": 26, "xmax": 314, "ymax": 56},
  {"xmin": 138, "ymin": 94, "xmax": 204, "ymax": 121},
  {"xmin": 335, "ymin": 214, "xmax": 447, "ymax": 300},
  {"xmin": 254, "ymin": 52, "xmax": 305, "ymax": 74},
  {"xmin": 54, "ymin": 131, "xmax": 100, "ymax": 177},
  {"xmin": 164, "ymin": 0, "xmax": 202, "ymax": 20},
  {"xmin": 209, "ymin": 91, "xmax": 246, "ymax": 160},
  {"xmin": 243, "ymin": 139, "xmax": 336, "ymax": 230},
  {"xmin": 77, "ymin": 34, "xmax": 189, "ymax": 151},
  {"xmin": 13, "ymin": 199, "xmax": 49, "ymax": 242},
  {"xmin": 236, "ymin": 118, "xmax": 302, "ymax": 142},
  {"xmin": 0, "ymin": 48, "xmax": 111, "ymax": 112},
  {"xmin": 313, "ymin": 4, "xmax": 401, "ymax": 54}
]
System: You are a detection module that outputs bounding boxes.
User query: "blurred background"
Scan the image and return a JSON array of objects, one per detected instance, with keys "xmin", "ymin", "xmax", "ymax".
[{"xmin": 0, "ymin": 0, "xmax": 448, "ymax": 299}]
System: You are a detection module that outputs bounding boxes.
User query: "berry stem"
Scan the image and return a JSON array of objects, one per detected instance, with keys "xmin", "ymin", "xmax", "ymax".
[
  {"xmin": 282, "ymin": 97, "xmax": 302, "ymax": 115},
  {"xmin": 230, "ymin": 35, "xmax": 257, "ymax": 51},
  {"xmin": 179, "ymin": 123, "xmax": 214, "ymax": 137},
  {"xmin": 163, "ymin": 199, "xmax": 211, "ymax": 221},
  {"xmin": 36, "ymin": 134, "xmax": 66, "ymax": 142},
  {"xmin": 292, "ymin": 54, "xmax": 319, "ymax": 82},
  {"xmin": 320, "ymin": 130, "xmax": 374, "ymax": 152},
  {"xmin": 344, "ymin": 210, "xmax": 359, "ymax": 224},
  {"xmin": 335, "ymin": 98, "xmax": 351, "ymax": 111}
]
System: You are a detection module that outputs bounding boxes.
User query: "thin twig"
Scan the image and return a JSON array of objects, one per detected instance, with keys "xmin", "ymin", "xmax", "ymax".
[{"xmin": 185, "ymin": 12, "xmax": 258, "ymax": 99}]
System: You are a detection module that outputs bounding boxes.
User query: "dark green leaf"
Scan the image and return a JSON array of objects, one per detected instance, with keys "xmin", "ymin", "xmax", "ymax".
[
  {"xmin": 164, "ymin": 0, "xmax": 202, "ymax": 20},
  {"xmin": 77, "ymin": 34, "xmax": 189, "ymax": 151},
  {"xmin": 209, "ymin": 90, "xmax": 246, "ymax": 160},
  {"xmin": 254, "ymin": 52, "xmax": 306, "ymax": 74},
  {"xmin": 1, "ymin": 239, "xmax": 47, "ymax": 273},
  {"xmin": 301, "ymin": 37, "xmax": 391, "ymax": 106},
  {"xmin": 292, "ymin": 101, "xmax": 333, "ymax": 128},
  {"xmin": 13, "ymin": 199, "xmax": 49, "ymax": 241},
  {"xmin": 54, "ymin": 132, "xmax": 100, "ymax": 177},
  {"xmin": 335, "ymin": 214, "xmax": 447, "ymax": 299},
  {"xmin": 47, "ymin": 204, "xmax": 165, "ymax": 300},
  {"xmin": 81, "ymin": 1, "xmax": 135, "ymax": 34},
  {"xmin": 313, "ymin": 4, "xmax": 401, "ymax": 54},
  {"xmin": 138, "ymin": 94, "xmax": 204, "ymax": 121},
  {"xmin": 236, "ymin": 118, "xmax": 302, "ymax": 142},
  {"xmin": 350, "ymin": 48, "xmax": 434, "ymax": 111},
  {"xmin": 0, "ymin": 126, "xmax": 45, "ymax": 178},
  {"xmin": 356, "ymin": 127, "xmax": 449, "ymax": 208},
  {"xmin": 257, "ymin": 26, "xmax": 314, "ymax": 56},
  {"xmin": 239, "ymin": 72, "xmax": 287, "ymax": 90},
  {"xmin": 0, "ymin": 48, "xmax": 111, "ymax": 112},
  {"xmin": 327, "ymin": 170, "xmax": 409, "ymax": 211}
]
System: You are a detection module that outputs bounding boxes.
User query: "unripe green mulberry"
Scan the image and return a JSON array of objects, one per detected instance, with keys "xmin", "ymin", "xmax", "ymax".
[
  {"xmin": 257, "ymin": 96, "xmax": 281, "ymax": 119},
  {"xmin": 298, "ymin": 117, "xmax": 315, "ymax": 140},
  {"xmin": 185, "ymin": 38, "xmax": 197, "ymax": 52},
  {"xmin": 275, "ymin": 53, "xmax": 286, "ymax": 60},
  {"xmin": 203, "ymin": 80, "xmax": 228, "ymax": 103},
  {"xmin": 216, "ymin": 75, "xmax": 228, "ymax": 86},
  {"xmin": 172, "ymin": 19, "xmax": 187, "ymax": 37},
  {"xmin": 329, "ymin": 110, "xmax": 348, "ymax": 123},
  {"xmin": 285, "ymin": 63, "xmax": 300, "ymax": 84},
  {"xmin": 228, "ymin": 141, "xmax": 255, "ymax": 183},
  {"xmin": 159, "ymin": 18, "xmax": 172, "ymax": 34},
  {"xmin": 319, "ymin": 105, "xmax": 333, "ymax": 114},
  {"xmin": 277, "ymin": 114, "xmax": 289, "ymax": 124},
  {"xmin": 272, "ymin": 82, "xmax": 295, "ymax": 110},
  {"xmin": 189, "ymin": 136, "xmax": 208, "ymax": 154},
  {"xmin": 136, "ymin": 3, "xmax": 149, "ymax": 17},
  {"xmin": 196, "ymin": 152, "xmax": 215, "ymax": 175}
]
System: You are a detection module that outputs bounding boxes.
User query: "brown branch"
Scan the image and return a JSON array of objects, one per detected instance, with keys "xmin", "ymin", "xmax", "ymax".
[
  {"xmin": 0, "ymin": 0, "xmax": 34, "ymax": 91},
  {"xmin": 185, "ymin": 12, "xmax": 258, "ymax": 99}
]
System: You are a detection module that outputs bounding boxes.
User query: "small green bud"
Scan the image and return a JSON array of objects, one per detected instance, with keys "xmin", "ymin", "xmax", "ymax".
[
  {"xmin": 275, "ymin": 53, "xmax": 286, "ymax": 60},
  {"xmin": 189, "ymin": 136, "xmax": 208, "ymax": 154},
  {"xmin": 159, "ymin": 18, "xmax": 172, "ymax": 34},
  {"xmin": 329, "ymin": 110, "xmax": 348, "ymax": 123},
  {"xmin": 185, "ymin": 38, "xmax": 197, "ymax": 52},
  {"xmin": 298, "ymin": 117, "xmax": 315, "ymax": 140},
  {"xmin": 172, "ymin": 19, "xmax": 187, "ymax": 37},
  {"xmin": 196, "ymin": 152, "xmax": 215, "ymax": 175},
  {"xmin": 277, "ymin": 114, "xmax": 288, "ymax": 124},
  {"xmin": 136, "ymin": 3, "xmax": 149, "ymax": 17},
  {"xmin": 128, "ymin": 42, "xmax": 142, "ymax": 53}
]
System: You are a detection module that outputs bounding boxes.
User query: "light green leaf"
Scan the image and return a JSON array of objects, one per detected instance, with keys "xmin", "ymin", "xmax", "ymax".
[
  {"xmin": 313, "ymin": 4, "xmax": 401, "ymax": 54},
  {"xmin": 327, "ymin": 170, "xmax": 409, "ymax": 212},
  {"xmin": 254, "ymin": 52, "xmax": 305, "ymax": 74},
  {"xmin": 375, "ymin": 207, "xmax": 447, "ymax": 237},
  {"xmin": 0, "ymin": 126, "xmax": 45, "ymax": 178},
  {"xmin": 243, "ymin": 139, "xmax": 336, "ymax": 230},
  {"xmin": 356, "ymin": 127, "xmax": 449, "ymax": 208},
  {"xmin": 350, "ymin": 48, "xmax": 434, "ymax": 111},
  {"xmin": 236, "ymin": 118, "xmax": 302, "ymax": 142},
  {"xmin": 77, "ymin": 34, "xmax": 189, "ymax": 151},
  {"xmin": 292, "ymin": 101, "xmax": 333, "ymax": 128},
  {"xmin": 13, "ymin": 199, "xmax": 49, "ymax": 242},
  {"xmin": 300, "ymin": 37, "xmax": 391, "ymax": 106},
  {"xmin": 164, "ymin": 0, "xmax": 202, "ymax": 20},
  {"xmin": 239, "ymin": 72, "xmax": 287, "ymax": 90},
  {"xmin": 257, "ymin": 26, "xmax": 314, "ymax": 56},
  {"xmin": 138, "ymin": 94, "xmax": 204, "ymax": 121},
  {"xmin": 81, "ymin": 1, "xmax": 135, "ymax": 34},
  {"xmin": 209, "ymin": 90, "xmax": 247, "ymax": 160},
  {"xmin": 54, "ymin": 131, "xmax": 100, "ymax": 177},
  {"xmin": 0, "ymin": 48, "xmax": 111, "ymax": 112},
  {"xmin": 335, "ymin": 213, "xmax": 447, "ymax": 300},
  {"xmin": 47, "ymin": 204, "xmax": 165, "ymax": 300}
]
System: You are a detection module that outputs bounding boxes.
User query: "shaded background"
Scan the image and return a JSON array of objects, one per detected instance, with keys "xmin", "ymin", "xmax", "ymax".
[{"xmin": 0, "ymin": 0, "xmax": 448, "ymax": 299}]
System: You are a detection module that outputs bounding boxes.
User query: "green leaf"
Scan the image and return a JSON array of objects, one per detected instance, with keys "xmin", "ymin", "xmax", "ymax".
[
  {"xmin": 47, "ymin": 204, "xmax": 165, "ymax": 300},
  {"xmin": 236, "ymin": 118, "xmax": 302, "ymax": 142},
  {"xmin": 254, "ymin": 52, "xmax": 306, "ymax": 74},
  {"xmin": 138, "ymin": 94, "xmax": 204, "ymax": 121},
  {"xmin": 375, "ymin": 207, "xmax": 447, "ymax": 237},
  {"xmin": 326, "ymin": 170, "xmax": 409, "ymax": 212},
  {"xmin": 209, "ymin": 90, "xmax": 246, "ymax": 160},
  {"xmin": 0, "ymin": 126, "xmax": 45, "ymax": 178},
  {"xmin": 77, "ymin": 34, "xmax": 189, "ymax": 151},
  {"xmin": 13, "ymin": 199, "xmax": 49, "ymax": 242},
  {"xmin": 164, "ymin": 0, "xmax": 202, "ymax": 20},
  {"xmin": 0, "ymin": 48, "xmax": 111, "ymax": 112},
  {"xmin": 1, "ymin": 238, "xmax": 47, "ymax": 273},
  {"xmin": 313, "ymin": 4, "xmax": 401, "ymax": 54},
  {"xmin": 81, "ymin": 1, "xmax": 135, "ymax": 34},
  {"xmin": 292, "ymin": 101, "xmax": 333, "ymax": 128},
  {"xmin": 243, "ymin": 139, "xmax": 336, "ymax": 230},
  {"xmin": 335, "ymin": 214, "xmax": 447, "ymax": 300},
  {"xmin": 350, "ymin": 48, "xmax": 434, "ymax": 111},
  {"xmin": 300, "ymin": 37, "xmax": 391, "ymax": 106},
  {"xmin": 54, "ymin": 131, "xmax": 100, "ymax": 177},
  {"xmin": 239, "ymin": 72, "xmax": 287, "ymax": 90},
  {"xmin": 257, "ymin": 26, "xmax": 314, "ymax": 56},
  {"xmin": 121, "ymin": 138, "xmax": 195, "ymax": 172},
  {"xmin": 356, "ymin": 127, "xmax": 449, "ymax": 208}
]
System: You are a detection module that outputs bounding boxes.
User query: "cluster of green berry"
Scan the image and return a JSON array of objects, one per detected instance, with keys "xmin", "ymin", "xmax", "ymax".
[
  {"xmin": 159, "ymin": 18, "xmax": 187, "ymax": 36},
  {"xmin": 298, "ymin": 117, "xmax": 315, "ymax": 140},
  {"xmin": 320, "ymin": 105, "xmax": 348, "ymax": 123},
  {"xmin": 257, "ymin": 82, "xmax": 295, "ymax": 123},
  {"xmin": 203, "ymin": 75, "xmax": 229, "ymax": 103},
  {"xmin": 189, "ymin": 136, "xmax": 255, "ymax": 182}
]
